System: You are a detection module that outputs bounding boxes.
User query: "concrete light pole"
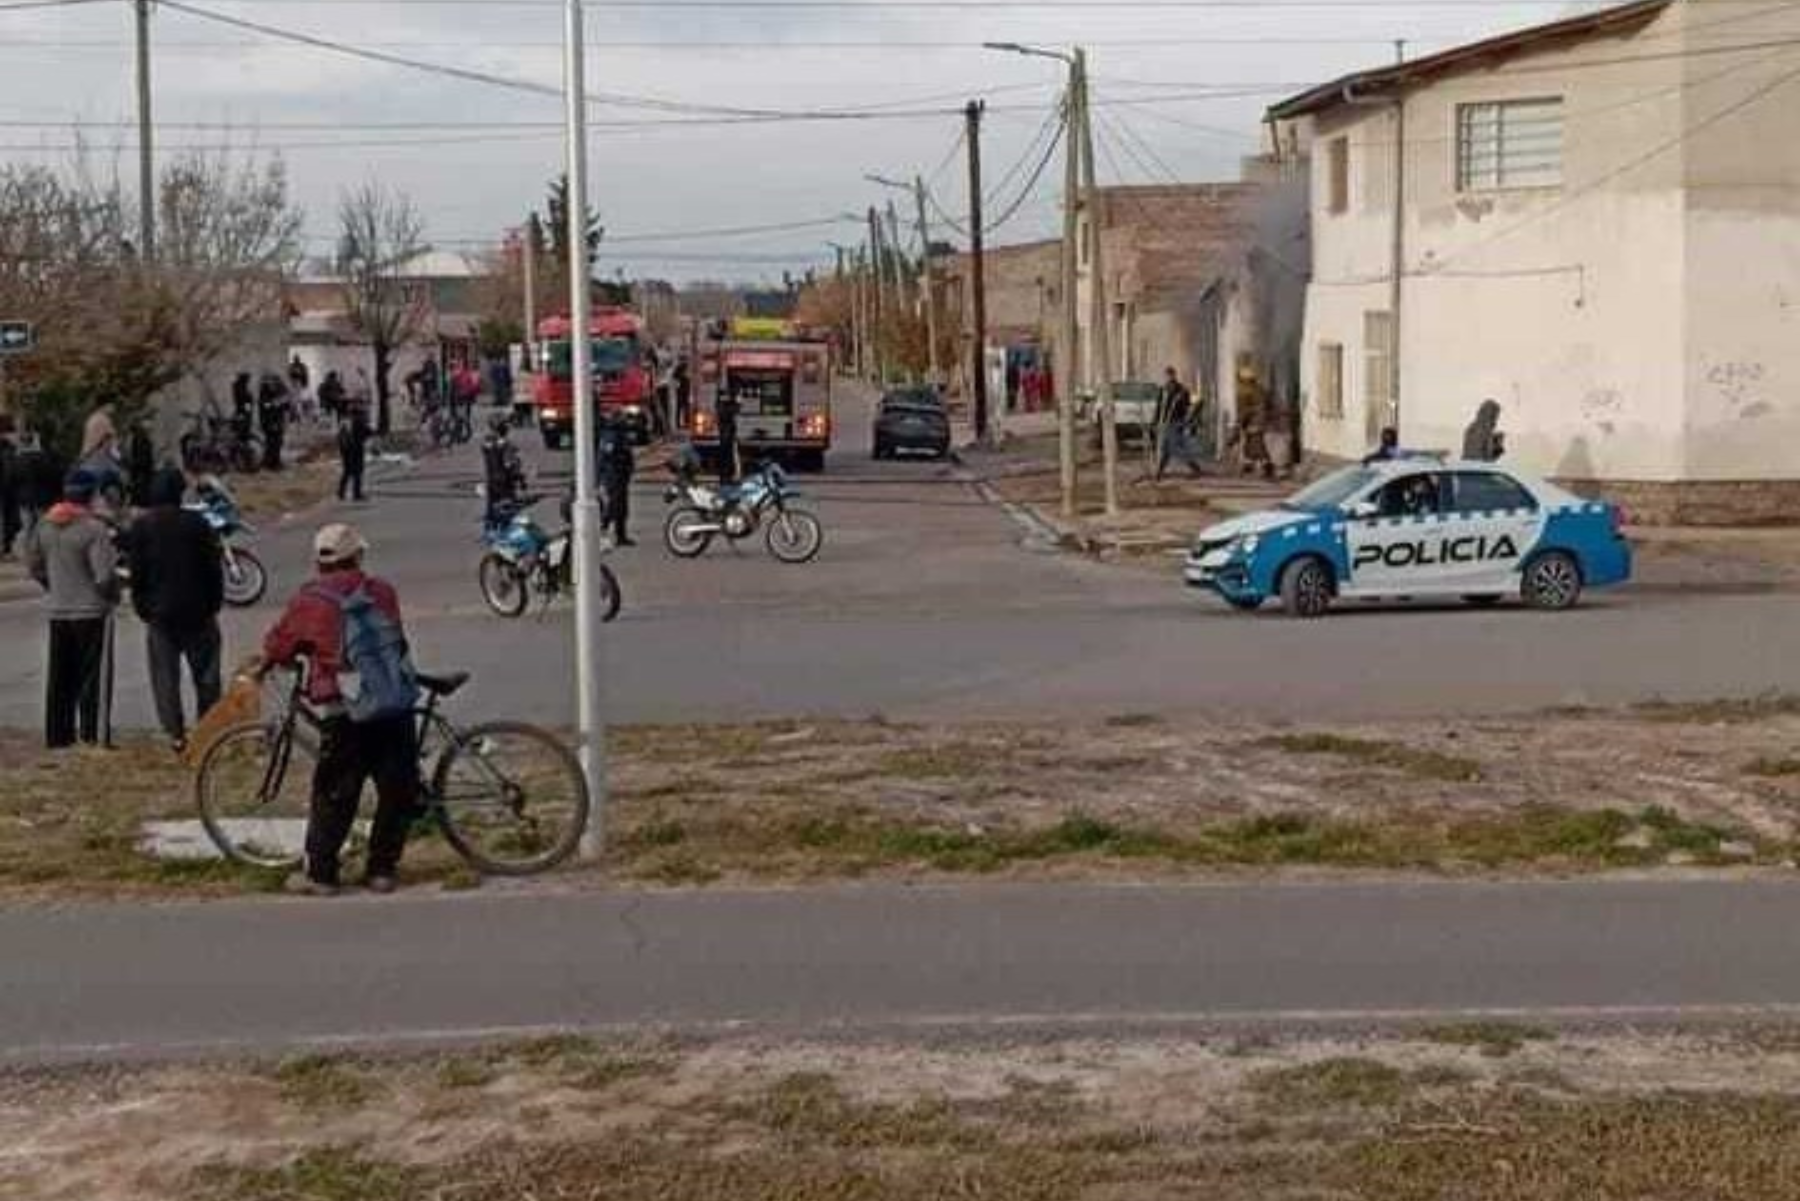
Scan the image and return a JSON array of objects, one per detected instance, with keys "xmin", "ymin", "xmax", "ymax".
[
  {"xmin": 135, "ymin": 0, "xmax": 155, "ymax": 261},
  {"xmin": 563, "ymin": 0, "xmax": 607, "ymax": 858},
  {"xmin": 1073, "ymin": 48, "xmax": 1121, "ymax": 517},
  {"xmin": 986, "ymin": 42, "xmax": 1081, "ymax": 518}
]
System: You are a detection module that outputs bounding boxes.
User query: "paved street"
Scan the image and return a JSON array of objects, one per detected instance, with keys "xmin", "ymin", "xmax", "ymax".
[
  {"xmin": 5, "ymin": 879, "xmax": 1800, "ymax": 1062},
  {"xmin": 2, "ymin": 385, "xmax": 1797, "ymax": 730}
]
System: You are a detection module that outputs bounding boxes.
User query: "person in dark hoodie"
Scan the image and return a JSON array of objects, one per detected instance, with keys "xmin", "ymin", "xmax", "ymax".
[
  {"xmin": 122, "ymin": 468, "xmax": 225, "ymax": 751},
  {"xmin": 25, "ymin": 469, "xmax": 120, "ymax": 748},
  {"xmin": 1462, "ymin": 400, "xmax": 1505, "ymax": 462}
]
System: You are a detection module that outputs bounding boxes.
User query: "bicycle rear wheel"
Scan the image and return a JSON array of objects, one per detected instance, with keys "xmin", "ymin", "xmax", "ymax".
[
  {"xmin": 195, "ymin": 722, "xmax": 317, "ymax": 869},
  {"xmin": 434, "ymin": 721, "xmax": 589, "ymax": 875}
]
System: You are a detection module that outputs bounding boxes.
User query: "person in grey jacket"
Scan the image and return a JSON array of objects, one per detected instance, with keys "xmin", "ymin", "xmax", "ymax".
[{"xmin": 25, "ymin": 469, "xmax": 120, "ymax": 748}]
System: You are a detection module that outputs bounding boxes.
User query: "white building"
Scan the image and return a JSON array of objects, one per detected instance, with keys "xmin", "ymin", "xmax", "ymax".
[{"xmin": 1268, "ymin": 0, "xmax": 1800, "ymax": 522}]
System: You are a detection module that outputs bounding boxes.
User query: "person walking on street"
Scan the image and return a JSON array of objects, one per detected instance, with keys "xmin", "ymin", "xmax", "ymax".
[
  {"xmin": 0, "ymin": 418, "xmax": 21, "ymax": 559},
  {"xmin": 1154, "ymin": 367, "xmax": 1204, "ymax": 481},
  {"xmin": 598, "ymin": 415, "xmax": 636, "ymax": 546},
  {"xmin": 287, "ymin": 355, "xmax": 313, "ymax": 424},
  {"xmin": 25, "ymin": 470, "xmax": 120, "ymax": 749},
  {"xmin": 715, "ymin": 389, "xmax": 741, "ymax": 484},
  {"xmin": 336, "ymin": 398, "xmax": 372, "ymax": 503},
  {"xmin": 1462, "ymin": 400, "xmax": 1506, "ymax": 462},
  {"xmin": 317, "ymin": 369, "xmax": 347, "ymax": 423},
  {"xmin": 121, "ymin": 468, "xmax": 224, "ymax": 753},
  {"xmin": 257, "ymin": 523, "xmax": 422, "ymax": 897},
  {"xmin": 258, "ymin": 371, "xmax": 291, "ymax": 472}
]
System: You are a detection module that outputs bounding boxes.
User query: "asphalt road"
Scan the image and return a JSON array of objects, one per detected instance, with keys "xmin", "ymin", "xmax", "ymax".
[
  {"xmin": 6, "ymin": 880, "xmax": 1800, "ymax": 1062},
  {"xmin": 0, "ymin": 383, "xmax": 1797, "ymax": 728}
]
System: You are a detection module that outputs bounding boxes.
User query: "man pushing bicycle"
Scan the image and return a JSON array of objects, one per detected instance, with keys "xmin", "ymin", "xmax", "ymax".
[{"xmin": 255, "ymin": 522, "xmax": 421, "ymax": 897}]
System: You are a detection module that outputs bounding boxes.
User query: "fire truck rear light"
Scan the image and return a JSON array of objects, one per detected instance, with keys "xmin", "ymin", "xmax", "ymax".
[{"xmin": 695, "ymin": 412, "xmax": 717, "ymax": 435}]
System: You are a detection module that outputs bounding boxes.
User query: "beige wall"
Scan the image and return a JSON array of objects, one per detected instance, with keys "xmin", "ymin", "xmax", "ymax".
[{"xmin": 1286, "ymin": 2, "xmax": 1800, "ymax": 483}]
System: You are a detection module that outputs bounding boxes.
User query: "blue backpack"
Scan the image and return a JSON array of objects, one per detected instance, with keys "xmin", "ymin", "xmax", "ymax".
[{"xmin": 311, "ymin": 581, "xmax": 418, "ymax": 721}]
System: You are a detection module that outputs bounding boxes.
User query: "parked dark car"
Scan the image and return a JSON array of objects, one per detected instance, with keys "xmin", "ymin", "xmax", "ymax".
[{"xmin": 872, "ymin": 387, "xmax": 950, "ymax": 460}]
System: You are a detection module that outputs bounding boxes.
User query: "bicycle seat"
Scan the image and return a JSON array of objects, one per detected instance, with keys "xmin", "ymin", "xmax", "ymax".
[{"xmin": 417, "ymin": 670, "xmax": 471, "ymax": 697}]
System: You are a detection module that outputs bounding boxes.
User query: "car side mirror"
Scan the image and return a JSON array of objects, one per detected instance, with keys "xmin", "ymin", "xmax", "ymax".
[{"xmin": 1346, "ymin": 500, "xmax": 1380, "ymax": 520}]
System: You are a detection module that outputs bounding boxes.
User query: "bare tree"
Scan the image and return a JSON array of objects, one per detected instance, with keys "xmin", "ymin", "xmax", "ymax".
[
  {"xmin": 337, "ymin": 182, "xmax": 426, "ymax": 435},
  {"xmin": 0, "ymin": 146, "xmax": 300, "ymax": 456}
]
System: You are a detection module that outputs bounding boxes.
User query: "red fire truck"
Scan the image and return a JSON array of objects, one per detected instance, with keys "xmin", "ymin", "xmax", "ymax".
[
  {"xmin": 530, "ymin": 308, "xmax": 655, "ymax": 450},
  {"xmin": 690, "ymin": 318, "xmax": 833, "ymax": 472}
]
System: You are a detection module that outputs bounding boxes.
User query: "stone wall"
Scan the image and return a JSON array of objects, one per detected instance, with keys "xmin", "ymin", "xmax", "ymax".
[{"xmin": 1558, "ymin": 479, "xmax": 1800, "ymax": 527}]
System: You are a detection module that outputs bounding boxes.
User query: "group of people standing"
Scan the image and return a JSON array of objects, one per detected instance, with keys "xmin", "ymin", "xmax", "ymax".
[{"xmin": 23, "ymin": 453, "xmax": 224, "ymax": 753}]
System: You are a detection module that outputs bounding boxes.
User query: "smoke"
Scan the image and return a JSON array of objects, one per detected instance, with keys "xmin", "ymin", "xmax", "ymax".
[{"xmin": 1245, "ymin": 169, "xmax": 1311, "ymax": 406}]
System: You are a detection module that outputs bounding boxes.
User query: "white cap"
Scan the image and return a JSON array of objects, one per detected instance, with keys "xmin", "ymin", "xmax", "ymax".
[{"xmin": 313, "ymin": 522, "xmax": 368, "ymax": 565}]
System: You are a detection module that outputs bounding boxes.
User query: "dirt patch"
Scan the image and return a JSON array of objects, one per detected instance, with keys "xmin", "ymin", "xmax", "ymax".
[
  {"xmin": 8, "ymin": 1029, "xmax": 1800, "ymax": 1201},
  {"xmin": 7, "ymin": 702, "xmax": 1800, "ymax": 897}
]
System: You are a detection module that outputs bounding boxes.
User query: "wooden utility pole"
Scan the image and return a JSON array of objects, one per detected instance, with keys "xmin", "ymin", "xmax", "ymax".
[
  {"xmin": 965, "ymin": 100, "xmax": 990, "ymax": 445},
  {"xmin": 1075, "ymin": 47, "xmax": 1120, "ymax": 516},
  {"xmin": 521, "ymin": 216, "xmax": 539, "ymax": 371},
  {"xmin": 134, "ymin": 0, "xmax": 155, "ymax": 261},
  {"xmin": 867, "ymin": 207, "xmax": 885, "ymax": 383},
  {"xmin": 911, "ymin": 176, "xmax": 943, "ymax": 390},
  {"xmin": 1057, "ymin": 57, "xmax": 1081, "ymax": 519}
]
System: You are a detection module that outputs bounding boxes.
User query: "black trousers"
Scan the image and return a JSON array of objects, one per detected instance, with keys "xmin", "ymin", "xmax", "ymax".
[
  {"xmin": 602, "ymin": 474, "xmax": 631, "ymax": 541},
  {"xmin": 45, "ymin": 617, "xmax": 109, "ymax": 748},
  {"xmin": 306, "ymin": 714, "xmax": 420, "ymax": 885},
  {"xmin": 337, "ymin": 446, "xmax": 366, "ymax": 501},
  {"xmin": 262, "ymin": 421, "xmax": 286, "ymax": 471},
  {"xmin": 0, "ymin": 484, "xmax": 20, "ymax": 555},
  {"xmin": 145, "ymin": 620, "xmax": 222, "ymax": 742}
]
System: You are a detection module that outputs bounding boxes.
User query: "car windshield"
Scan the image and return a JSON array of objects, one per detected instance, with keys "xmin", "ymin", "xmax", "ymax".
[
  {"xmin": 883, "ymin": 389, "xmax": 942, "ymax": 412},
  {"xmin": 546, "ymin": 337, "xmax": 635, "ymax": 378},
  {"xmin": 1282, "ymin": 466, "xmax": 1379, "ymax": 512}
]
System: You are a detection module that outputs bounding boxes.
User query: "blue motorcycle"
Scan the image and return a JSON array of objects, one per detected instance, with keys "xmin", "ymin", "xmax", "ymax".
[
  {"xmin": 190, "ymin": 476, "xmax": 267, "ymax": 607},
  {"xmin": 478, "ymin": 494, "xmax": 621, "ymax": 621},
  {"xmin": 662, "ymin": 460, "xmax": 824, "ymax": 564}
]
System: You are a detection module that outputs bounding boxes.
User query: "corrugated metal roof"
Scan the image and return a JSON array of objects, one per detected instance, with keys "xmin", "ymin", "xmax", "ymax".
[{"xmin": 1266, "ymin": 0, "xmax": 1673, "ymax": 121}]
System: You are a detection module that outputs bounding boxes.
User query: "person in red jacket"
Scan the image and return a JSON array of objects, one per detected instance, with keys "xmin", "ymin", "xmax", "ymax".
[{"xmin": 258, "ymin": 523, "xmax": 419, "ymax": 897}]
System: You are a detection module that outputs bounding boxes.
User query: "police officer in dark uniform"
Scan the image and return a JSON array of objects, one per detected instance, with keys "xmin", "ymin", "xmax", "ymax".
[{"xmin": 597, "ymin": 414, "xmax": 636, "ymax": 546}]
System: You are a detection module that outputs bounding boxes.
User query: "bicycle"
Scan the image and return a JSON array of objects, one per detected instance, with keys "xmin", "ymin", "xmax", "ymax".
[{"xmin": 194, "ymin": 665, "xmax": 590, "ymax": 876}]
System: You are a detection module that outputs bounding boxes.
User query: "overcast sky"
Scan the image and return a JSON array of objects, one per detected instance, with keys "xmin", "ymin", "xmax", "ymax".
[{"xmin": 1, "ymin": 0, "xmax": 1603, "ymax": 283}]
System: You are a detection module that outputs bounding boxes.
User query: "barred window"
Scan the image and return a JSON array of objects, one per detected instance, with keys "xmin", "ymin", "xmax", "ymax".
[
  {"xmin": 1317, "ymin": 342, "xmax": 1345, "ymax": 419},
  {"xmin": 1458, "ymin": 98, "xmax": 1563, "ymax": 191}
]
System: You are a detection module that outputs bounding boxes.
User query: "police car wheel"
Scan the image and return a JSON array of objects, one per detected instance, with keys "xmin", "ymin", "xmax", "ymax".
[
  {"xmin": 1279, "ymin": 557, "xmax": 1334, "ymax": 619},
  {"xmin": 1522, "ymin": 552, "xmax": 1583, "ymax": 611}
]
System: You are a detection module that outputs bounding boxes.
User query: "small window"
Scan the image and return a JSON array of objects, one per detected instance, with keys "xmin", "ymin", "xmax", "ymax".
[
  {"xmin": 1326, "ymin": 137, "xmax": 1350, "ymax": 214},
  {"xmin": 1317, "ymin": 342, "xmax": 1344, "ymax": 419},
  {"xmin": 1451, "ymin": 472, "xmax": 1537, "ymax": 514},
  {"xmin": 1458, "ymin": 98, "xmax": 1563, "ymax": 191}
]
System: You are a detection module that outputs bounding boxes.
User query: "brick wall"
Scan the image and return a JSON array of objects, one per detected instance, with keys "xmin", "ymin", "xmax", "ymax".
[{"xmin": 1559, "ymin": 479, "xmax": 1800, "ymax": 527}]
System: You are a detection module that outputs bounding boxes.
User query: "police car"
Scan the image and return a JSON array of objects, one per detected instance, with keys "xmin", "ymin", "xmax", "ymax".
[{"xmin": 1183, "ymin": 457, "xmax": 1631, "ymax": 618}]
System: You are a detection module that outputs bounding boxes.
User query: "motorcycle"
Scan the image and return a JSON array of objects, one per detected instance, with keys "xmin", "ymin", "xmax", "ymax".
[
  {"xmin": 478, "ymin": 493, "xmax": 622, "ymax": 621},
  {"xmin": 190, "ymin": 476, "xmax": 268, "ymax": 607},
  {"xmin": 662, "ymin": 460, "xmax": 824, "ymax": 564}
]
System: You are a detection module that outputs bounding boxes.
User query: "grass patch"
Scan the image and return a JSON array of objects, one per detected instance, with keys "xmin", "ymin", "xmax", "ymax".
[
  {"xmin": 268, "ymin": 1055, "xmax": 373, "ymax": 1110},
  {"xmin": 434, "ymin": 1059, "xmax": 496, "ymax": 1090},
  {"xmin": 1746, "ymin": 756, "xmax": 1800, "ymax": 778},
  {"xmin": 485, "ymin": 1034, "xmax": 672, "ymax": 1091},
  {"xmin": 1634, "ymin": 693, "xmax": 1800, "ymax": 724},
  {"xmin": 1423, "ymin": 1021, "xmax": 1555, "ymax": 1058},
  {"xmin": 189, "ymin": 1146, "xmax": 422, "ymax": 1201},
  {"xmin": 1104, "ymin": 713, "xmax": 1163, "ymax": 729},
  {"xmin": 1256, "ymin": 733, "xmax": 1484, "ymax": 783},
  {"xmin": 1251, "ymin": 1058, "xmax": 1417, "ymax": 1109}
]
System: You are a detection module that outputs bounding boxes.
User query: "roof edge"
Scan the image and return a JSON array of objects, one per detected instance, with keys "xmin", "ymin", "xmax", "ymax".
[{"xmin": 1265, "ymin": 0, "xmax": 1673, "ymax": 122}]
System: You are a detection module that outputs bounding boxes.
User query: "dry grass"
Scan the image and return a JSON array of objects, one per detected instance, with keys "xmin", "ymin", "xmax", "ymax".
[
  {"xmin": 12, "ymin": 1030, "xmax": 1800, "ymax": 1201},
  {"xmin": 6, "ymin": 702, "xmax": 1800, "ymax": 897}
]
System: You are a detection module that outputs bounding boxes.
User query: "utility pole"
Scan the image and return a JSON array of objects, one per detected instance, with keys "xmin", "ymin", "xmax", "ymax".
[
  {"xmin": 911, "ymin": 176, "xmax": 942, "ymax": 390},
  {"xmin": 884, "ymin": 200, "xmax": 908, "ymax": 377},
  {"xmin": 867, "ymin": 207, "xmax": 885, "ymax": 383},
  {"xmin": 1075, "ymin": 47, "xmax": 1120, "ymax": 517},
  {"xmin": 1390, "ymin": 38, "xmax": 1408, "ymax": 436},
  {"xmin": 563, "ymin": 0, "xmax": 606, "ymax": 859},
  {"xmin": 1058, "ymin": 57, "xmax": 1081, "ymax": 519},
  {"xmin": 521, "ymin": 216, "xmax": 539, "ymax": 373},
  {"xmin": 134, "ymin": 0, "xmax": 155, "ymax": 261},
  {"xmin": 965, "ymin": 100, "xmax": 990, "ymax": 445}
]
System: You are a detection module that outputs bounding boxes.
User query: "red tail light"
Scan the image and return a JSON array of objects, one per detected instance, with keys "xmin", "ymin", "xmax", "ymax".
[{"xmin": 694, "ymin": 411, "xmax": 718, "ymax": 436}]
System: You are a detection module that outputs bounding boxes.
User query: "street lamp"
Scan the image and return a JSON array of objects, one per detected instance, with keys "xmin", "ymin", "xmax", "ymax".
[{"xmin": 986, "ymin": 40, "xmax": 1084, "ymax": 518}]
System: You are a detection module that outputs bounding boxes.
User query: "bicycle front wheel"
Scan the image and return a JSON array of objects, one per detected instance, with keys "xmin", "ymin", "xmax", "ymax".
[
  {"xmin": 434, "ymin": 721, "xmax": 590, "ymax": 875},
  {"xmin": 195, "ymin": 722, "xmax": 316, "ymax": 869}
]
